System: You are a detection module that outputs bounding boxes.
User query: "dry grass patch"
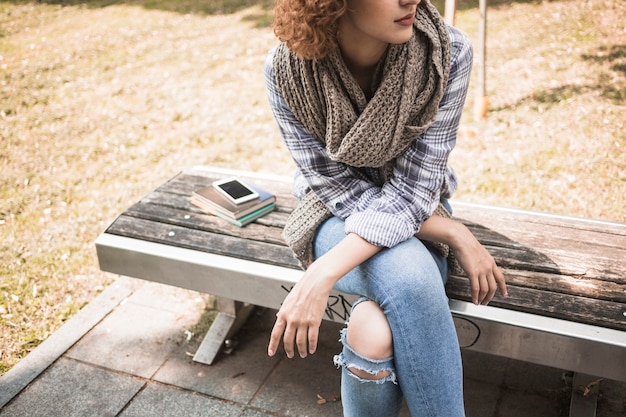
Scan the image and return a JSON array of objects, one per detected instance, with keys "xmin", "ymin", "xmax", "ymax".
[
  {"xmin": 1, "ymin": 0, "xmax": 624, "ymax": 374},
  {"xmin": 450, "ymin": 0, "xmax": 625, "ymax": 217}
]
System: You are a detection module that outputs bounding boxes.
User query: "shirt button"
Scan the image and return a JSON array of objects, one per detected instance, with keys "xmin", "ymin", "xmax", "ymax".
[{"xmin": 334, "ymin": 201, "xmax": 344, "ymax": 210}]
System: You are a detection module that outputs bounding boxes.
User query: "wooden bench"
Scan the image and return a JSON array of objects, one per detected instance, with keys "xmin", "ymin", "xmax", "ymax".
[{"xmin": 95, "ymin": 166, "xmax": 626, "ymax": 417}]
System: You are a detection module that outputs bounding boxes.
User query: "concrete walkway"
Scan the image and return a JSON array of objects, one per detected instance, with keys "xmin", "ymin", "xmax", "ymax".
[{"xmin": 1, "ymin": 277, "xmax": 624, "ymax": 417}]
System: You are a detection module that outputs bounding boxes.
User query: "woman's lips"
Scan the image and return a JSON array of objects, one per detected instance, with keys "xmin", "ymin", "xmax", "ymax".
[{"xmin": 395, "ymin": 14, "xmax": 415, "ymax": 26}]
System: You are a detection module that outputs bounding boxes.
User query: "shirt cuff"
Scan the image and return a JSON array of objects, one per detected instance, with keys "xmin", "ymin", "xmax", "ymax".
[{"xmin": 344, "ymin": 211, "xmax": 416, "ymax": 248}]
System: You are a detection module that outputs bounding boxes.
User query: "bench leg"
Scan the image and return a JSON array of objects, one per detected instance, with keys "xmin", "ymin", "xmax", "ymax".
[
  {"xmin": 192, "ymin": 297, "xmax": 255, "ymax": 365},
  {"xmin": 569, "ymin": 373, "xmax": 602, "ymax": 417}
]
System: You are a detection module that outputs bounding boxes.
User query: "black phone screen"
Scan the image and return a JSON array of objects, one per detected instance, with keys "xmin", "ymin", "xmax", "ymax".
[{"xmin": 218, "ymin": 180, "xmax": 254, "ymax": 199}]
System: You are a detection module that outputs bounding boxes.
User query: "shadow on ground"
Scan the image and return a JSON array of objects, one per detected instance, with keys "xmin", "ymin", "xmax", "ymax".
[{"xmin": 493, "ymin": 43, "xmax": 626, "ymax": 111}]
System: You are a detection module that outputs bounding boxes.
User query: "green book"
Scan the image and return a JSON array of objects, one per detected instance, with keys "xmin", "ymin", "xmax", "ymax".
[{"xmin": 212, "ymin": 203, "xmax": 275, "ymax": 227}]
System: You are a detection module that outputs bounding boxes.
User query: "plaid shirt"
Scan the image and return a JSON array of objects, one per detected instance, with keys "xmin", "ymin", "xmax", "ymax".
[{"xmin": 264, "ymin": 26, "xmax": 473, "ymax": 248}]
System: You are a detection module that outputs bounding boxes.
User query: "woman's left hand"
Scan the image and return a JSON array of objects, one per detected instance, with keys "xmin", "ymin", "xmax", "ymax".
[{"xmin": 417, "ymin": 215, "xmax": 507, "ymax": 305}]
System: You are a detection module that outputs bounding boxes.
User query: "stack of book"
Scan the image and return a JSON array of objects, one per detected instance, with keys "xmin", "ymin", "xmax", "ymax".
[{"xmin": 191, "ymin": 178, "xmax": 276, "ymax": 227}]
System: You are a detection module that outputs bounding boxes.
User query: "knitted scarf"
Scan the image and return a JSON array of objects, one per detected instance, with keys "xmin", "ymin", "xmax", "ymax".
[{"xmin": 273, "ymin": 1, "xmax": 453, "ymax": 269}]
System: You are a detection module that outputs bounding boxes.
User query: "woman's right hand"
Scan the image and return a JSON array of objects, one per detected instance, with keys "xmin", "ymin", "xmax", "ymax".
[
  {"xmin": 268, "ymin": 232, "xmax": 383, "ymax": 358},
  {"xmin": 268, "ymin": 262, "xmax": 335, "ymax": 359}
]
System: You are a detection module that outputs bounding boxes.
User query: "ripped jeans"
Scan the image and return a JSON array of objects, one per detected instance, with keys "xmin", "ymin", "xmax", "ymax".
[{"xmin": 313, "ymin": 216, "xmax": 465, "ymax": 417}]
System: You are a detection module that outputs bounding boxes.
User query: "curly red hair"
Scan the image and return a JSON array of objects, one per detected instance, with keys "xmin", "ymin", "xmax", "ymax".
[{"xmin": 273, "ymin": 0, "xmax": 348, "ymax": 60}]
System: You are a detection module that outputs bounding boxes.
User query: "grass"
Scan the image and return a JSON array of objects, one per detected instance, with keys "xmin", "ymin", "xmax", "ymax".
[{"xmin": 1, "ymin": 0, "xmax": 624, "ymax": 375}]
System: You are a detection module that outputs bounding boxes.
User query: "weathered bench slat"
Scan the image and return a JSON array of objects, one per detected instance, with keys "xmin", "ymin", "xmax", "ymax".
[
  {"xmin": 466, "ymin": 227, "xmax": 624, "ymax": 282},
  {"xmin": 451, "ymin": 209, "xmax": 626, "ymax": 283},
  {"xmin": 480, "ymin": 244, "xmax": 625, "ymax": 299},
  {"xmin": 106, "ymin": 215, "xmax": 299, "ymax": 268},
  {"xmin": 445, "ymin": 278, "xmax": 626, "ymax": 331},
  {"xmin": 451, "ymin": 203, "xmax": 626, "ymax": 237},
  {"xmin": 490, "ymin": 268, "xmax": 626, "ymax": 303},
  {"xmin": 121, "ymin": 200, "xmax": 288, "ymax": 246}
]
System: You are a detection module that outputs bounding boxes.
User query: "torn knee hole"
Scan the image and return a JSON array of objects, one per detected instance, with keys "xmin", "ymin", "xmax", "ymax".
[{"xmin": 347, "ymin": 366, "xmax": 391, "ymax": 381}]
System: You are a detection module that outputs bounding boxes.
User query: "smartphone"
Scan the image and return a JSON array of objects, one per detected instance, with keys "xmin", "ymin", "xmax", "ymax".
[{"xmin": 212, "ymin": 177, "xmax": 259, "ymax": 205}]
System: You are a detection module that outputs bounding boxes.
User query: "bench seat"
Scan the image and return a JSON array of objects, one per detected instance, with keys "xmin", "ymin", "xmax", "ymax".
[{"xmin": 96, "ymin": 167, "xmax": 626, "ymax": 396}]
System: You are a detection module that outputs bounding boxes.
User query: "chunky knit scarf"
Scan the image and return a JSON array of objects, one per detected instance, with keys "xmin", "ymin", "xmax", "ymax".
[{"xmin": 274, "ymin": 1, "xmax": 454, "ymax": 269}]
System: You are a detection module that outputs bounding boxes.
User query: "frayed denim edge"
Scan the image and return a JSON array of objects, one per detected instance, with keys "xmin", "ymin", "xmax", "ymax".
[{"xmin": 333, "ymin": 328, "xmax": 397, "ymax": 385}]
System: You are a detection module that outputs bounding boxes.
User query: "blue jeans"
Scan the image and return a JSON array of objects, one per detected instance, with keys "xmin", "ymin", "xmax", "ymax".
[{"xmin": 313, "ymin": 216, "xmax": 465, "ymax": 417}]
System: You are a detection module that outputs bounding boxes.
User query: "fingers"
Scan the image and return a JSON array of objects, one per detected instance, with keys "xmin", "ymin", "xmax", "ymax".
[
  {"xmin": 470, "ymin": 272, "xmax": 495, "ymax": 305},
  {"xmin": 268, "ymin": 316, "xmax": 285, "ymax": 357},
  {"xmin": 495, "ymin": 266, "xmax": 508, "ymax": 299},
  {"xmin": 482, "ymin": 271, "xmax": 498, "ymax": 305},
  {"xmin": 268, "ymin": 315, "xmax": 298, "ymax": 359},
  {"xmin": 470, "ymin": 260, "xmax": 507, "ymax": 306},
  {"xmin": 268, "ymin": 314, "xmax": 320, "ymax": 359},
  {"xmin": 282, "ymin": 320, "xmax": 297, "ymax": 358},
  {"xmin": 296, "ymin": 324, "xmax": 319, "ymax": 357},
  {"xmin": 308, "ymin": 327, "xmax": 319, "ymax": 355}
]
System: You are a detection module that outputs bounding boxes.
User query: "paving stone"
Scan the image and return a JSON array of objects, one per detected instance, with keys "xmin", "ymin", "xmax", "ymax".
[
  {"xmin": 0, "ymin": 358, "xmax": 144, "ymax": 417},
  {"xmin": 462, "ymin": 349, "xmax": 508, "ymax": 386},
  {"xmin": 153, "ymin": 308, "xmax": 282, "ymax": 404},
  {"xmin": 463, "ymin": 378, "xmax": 501, "ymax": 417},
  {"xmin": 0, "ymin": 276, "xmax": 139, "ymax": 408},
  {"xmin": 503, "ymin": 358, "xmax": 571, "ymax": 396},
  {"xmin": 250, "ymin": 316, "xmax": 344, "ymax": 417},
  {"xmin": 498, "ymin": 389, "xmax": 566, "ymax": 417},
  {"xmin": 240, "ymin": 409, "xmax": 281, "ymax": 417},
  {"xmin": 119, "ymin": 382, "xmax": 243, "ymax": 417},
  {"xmin": 66, "ymin": 298, "xmax": 199, "ymax": 378},
  {"xmin": 596, "ymin": 378, "xmax": 626, "ymax": 417}
]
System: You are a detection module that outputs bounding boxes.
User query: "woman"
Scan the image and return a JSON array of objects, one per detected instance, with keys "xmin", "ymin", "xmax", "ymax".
[{"xmin": 264, "ymin": 0, "xmax": 508, "ymax": 415}]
